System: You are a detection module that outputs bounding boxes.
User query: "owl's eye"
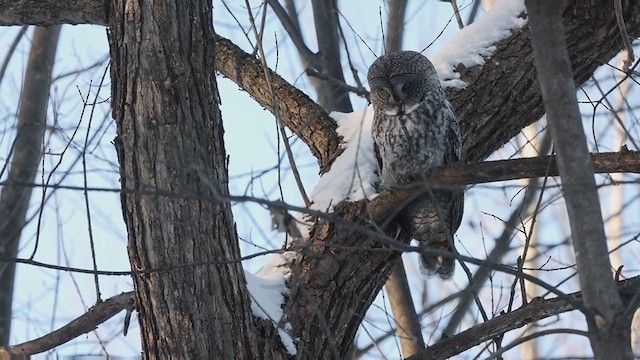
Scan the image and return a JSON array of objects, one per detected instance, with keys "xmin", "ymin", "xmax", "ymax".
[
  {"xmin": 401, "ymin": 82, "xmax": 415, "ymax": 93},
  {"xmin": 376, "ymin": 88, "xmax": 392, "ymax": 99}
]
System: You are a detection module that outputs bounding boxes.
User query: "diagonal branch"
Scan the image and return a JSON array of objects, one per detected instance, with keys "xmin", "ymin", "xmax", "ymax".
[
  {"xmin": 450, "ymin": 3, "xmax": 640, "ymax": 163},
  {"xmin": 407, "ymin": 275, "xmax": 640, "ymax": 360},
  {"xmin": 214, "ymin": 35, "xmax": 341, "ymax": 173},
  {"xmin": 0, "ymin": 292, "xmax": 135, "ymax": 358},
  {"xmin": 267, "ymin": 0, "xmax": 319, "ymax": 69}
]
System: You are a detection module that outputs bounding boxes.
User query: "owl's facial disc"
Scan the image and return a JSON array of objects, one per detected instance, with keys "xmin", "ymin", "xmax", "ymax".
[{"xmin": 370, "ymin": 74, "xmax": 423, "ymax": 116}]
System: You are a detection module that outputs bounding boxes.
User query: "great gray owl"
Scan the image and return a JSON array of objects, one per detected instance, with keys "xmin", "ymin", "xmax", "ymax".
[{"xmin": 367, "ymin": 51, "xmax": 464, "ymax": 279}]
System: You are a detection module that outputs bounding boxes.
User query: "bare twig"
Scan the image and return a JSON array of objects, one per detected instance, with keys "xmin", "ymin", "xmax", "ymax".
[
  {"xmin": 305, "ymin": 67, "xmax": 370, "ymax": 97},
  {"xmin": 450, "ymin": 0, "xmax": 465, "ymax": 29},
  {"xmin": 0, "ymin": 25, "xmax": 28, "ymax": 87},
  {"xmin": 244, "ymin": 0, "xmax": 311, "ymax": 207}
]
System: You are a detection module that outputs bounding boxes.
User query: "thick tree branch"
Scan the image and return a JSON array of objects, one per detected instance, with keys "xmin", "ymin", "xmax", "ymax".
[
  {"xmin": 527, "ymin": 1, "xmax": 631, "ymax": 357},
  {"xmin": 0, "ymin": 26, "xmax": 61, "ymax": 346},
  {"xmin": 0, "ymin": 292, "xmax": 135, "ymax": 359},
  {"xmin": 385, "ymin": 0, "xmax": 408, "ymax": 53},
  {"xmin": 310, "ymin": 0, "xmax": 352, "ymax": 112},
  {"xmin": 0, "ymin": 0, "xmax": 106, "ymax": 26},
  {"xmin": 407, "ymin": 275, "xmax": 640, "ymax": 360},
  {"xmin": 214, "ymin": 35, "xmax": 341, "ymax": 173},
  {"xmin": 450, "ymin": 3, "xmax": 640, "ymax": 162}
]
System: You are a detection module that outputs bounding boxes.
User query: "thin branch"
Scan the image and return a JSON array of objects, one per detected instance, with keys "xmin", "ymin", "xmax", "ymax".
[
  {"xmin": 414, "ymin": 151, "xmax": 640, "ymax": 187},
  {"xmin": 385, "ymin": 0, "xmax": 408, "ymax": 53},
  {"xmin": 614, "ymin": 0, "xmax": 635, "ymax": 71},
  {"xmin": 0, "ymin": 25, "xmax": 28, "ymax": 87},
  {"xmin": 305, "ymin": 67, "xmax": 370, "ymax": 97},
  {"xmin": 450, "ymin": 0, "xmax": 465, "ymax": 29},
  {"xmin": 0, "ymin": 292, "xmax": 135, "ymax": 357},
  {"xmin": 407, "ymin": 276, "xmax": 640, "ymax": 360},
  {"xmin": 267, "ymin": 0, "xmax": 319, "ymax": 68},
  {"xmin": 244, "ymin": 0, "xmax": 311, "ymax": 207}
]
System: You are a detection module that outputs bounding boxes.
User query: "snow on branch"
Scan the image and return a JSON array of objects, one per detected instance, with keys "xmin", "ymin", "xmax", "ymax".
[
  {"xmin": 245, "ymin": 252, "xmax": 297, "ymax": 355},
  {"xmin": 432, "ymin": 0, "xmax": 527, "ymax": 88}
]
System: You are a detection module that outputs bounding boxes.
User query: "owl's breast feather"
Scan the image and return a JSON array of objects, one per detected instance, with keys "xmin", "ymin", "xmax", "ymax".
[{"xmin": 373, "ymin": 108, "xmax": 449, "ymax": 187}]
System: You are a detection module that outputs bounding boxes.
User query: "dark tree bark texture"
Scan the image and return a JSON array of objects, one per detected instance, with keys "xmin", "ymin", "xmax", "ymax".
[
  {"xmin": 449, "ymin": 3, "xmax": 640, "ymax": 162},
  {"xmin": 106, "ymin": 1, "xmax": 281, "ymax": 358}
]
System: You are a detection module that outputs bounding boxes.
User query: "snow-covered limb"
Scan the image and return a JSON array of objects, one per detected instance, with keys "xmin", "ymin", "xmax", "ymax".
[
  {"xmin": 308, "ymin": 106, "xmax": 379, "ymax": 212},
  {"xmin": 245, "ymin": 252, "xmax": 297, "ymax": 355},
  {"xmin": 295, "ymin": 106, "xmax": 379, "ymax": 237},
  {"xmin": 431, "ymin": 0, "xmax": 527, "ymax": 88}
]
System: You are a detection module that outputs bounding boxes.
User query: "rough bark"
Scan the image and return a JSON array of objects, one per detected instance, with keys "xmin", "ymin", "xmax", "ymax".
[
  {"xmin": 106, "ymin": 1, "xmax": 281, "ymax": 358},
  {"xmin": 0, "ymin": 0, "xmax": 105, "ymax": 26},
  {"xmin": 214, "ymin": 36, "xmax": 341, "ymax": 173},
  {"xmin": 450, "ymin": 3, "xmax": 640, "ymax": 162},
  {"xmin": 0, "ymin": 25, "xmax": 60, "ymax": 346},
  {"xmin": 526, "ymin": 1, "xmax": 632, "ymax": 358}
]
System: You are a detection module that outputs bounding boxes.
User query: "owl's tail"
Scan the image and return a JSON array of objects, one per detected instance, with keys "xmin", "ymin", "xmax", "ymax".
[{"xmin": 401, "ymin": 188, "xmax": 464, "ymax": 279}]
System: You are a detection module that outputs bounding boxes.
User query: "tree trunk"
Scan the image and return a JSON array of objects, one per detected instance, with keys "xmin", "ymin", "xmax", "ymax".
[
  {"xmin": 0, "ymin": 25, "xmax": 60, "ymax": 346},
  {"xmin": 526, "ymin": 1, "xmax": 632, "ymax": 358},
  {"xmin": 106, "ymin": 1, "xmax": 282, "ymax": 358}
]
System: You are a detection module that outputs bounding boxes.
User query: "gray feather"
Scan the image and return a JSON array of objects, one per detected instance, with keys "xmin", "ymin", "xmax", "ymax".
[{"xmin": 368, "ymin": 51, "xmax": 464, "ymax": 279}]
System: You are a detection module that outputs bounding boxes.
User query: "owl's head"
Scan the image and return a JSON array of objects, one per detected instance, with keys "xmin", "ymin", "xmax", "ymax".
[{"xmin": 367, "ymin": 51, "xmax": 440, "ymax": 116}]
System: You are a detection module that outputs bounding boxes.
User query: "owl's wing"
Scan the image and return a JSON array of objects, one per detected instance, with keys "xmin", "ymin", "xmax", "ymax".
[
  {"xmin": 445, "ymin": 109, "xmax": 463, "ymax": 164},
  {"xmin": 373, "ymin": 140, "xmax": 383, "ymax": 179},
  {"xmin": 445, "ymin": 109, "xmax": 464, "ymax": 237}
]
